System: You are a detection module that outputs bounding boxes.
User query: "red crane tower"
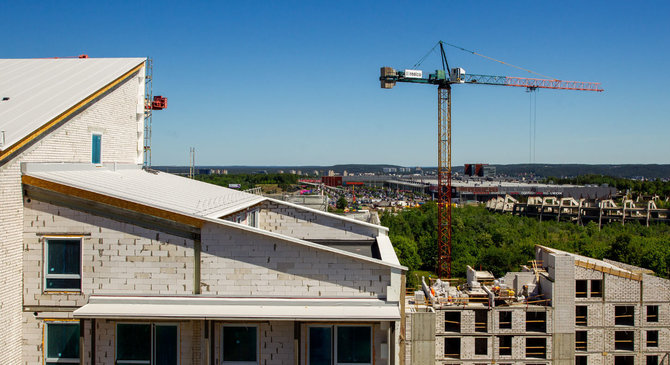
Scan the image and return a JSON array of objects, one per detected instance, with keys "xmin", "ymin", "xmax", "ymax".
[{"xmin": 380, "ymin": 41, "xmax": 603, "ymax": 278}]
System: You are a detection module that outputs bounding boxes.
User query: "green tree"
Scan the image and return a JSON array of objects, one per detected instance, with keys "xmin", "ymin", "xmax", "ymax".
[{"xmin": 336, "ymin": 196, "xmax": 348, "ymax": 210}]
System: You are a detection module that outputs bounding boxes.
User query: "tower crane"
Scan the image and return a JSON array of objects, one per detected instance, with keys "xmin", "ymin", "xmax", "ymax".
[{"xmin": 380, "ymin": 41, "xmax": 603, "ymax": 278}]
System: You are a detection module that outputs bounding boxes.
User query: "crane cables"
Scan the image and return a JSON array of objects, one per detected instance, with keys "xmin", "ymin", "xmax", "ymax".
[{"xmin": 441, "ymin": 41, "xmax": 556, "ymax": 80}]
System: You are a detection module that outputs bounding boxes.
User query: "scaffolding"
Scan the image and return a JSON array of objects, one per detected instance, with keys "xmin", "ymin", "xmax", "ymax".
[{"xmin": 144, "ymin": 59, "xmax": 153, "ymax": 168}]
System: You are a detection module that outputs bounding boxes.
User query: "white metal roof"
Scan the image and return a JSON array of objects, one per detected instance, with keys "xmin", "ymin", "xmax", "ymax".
[
  {"xmin": 21, "ymin": 163, "xmax": 264, "ymax": 218},
  {"xmin": 0, "ymin": 58, "xmax": 145, "ymax": 150},
  {"xmin": 73, "ymin": 295, "xmax": 400, "ymax": 321}
]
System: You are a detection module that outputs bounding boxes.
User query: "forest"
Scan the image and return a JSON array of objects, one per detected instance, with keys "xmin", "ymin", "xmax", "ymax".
[
  {"xmin": 380, "ymin": 203, "xmax": 670, "ymax": 287},
  {"xmin": 195, "ymin": 173, "xmax": 299, "ymax": 191}
]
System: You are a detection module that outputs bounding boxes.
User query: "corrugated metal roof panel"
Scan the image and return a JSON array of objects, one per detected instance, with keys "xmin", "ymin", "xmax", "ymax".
[
  {"xmin": 22, "ymin": 163, "xmax": 264, "ymax": 218},
  {"xmin": 73, "ymin": 295, "xmax": 400, "ymax": 321},
  {"xmin": 0, "ymin": 58, "xmax": 145, "ymax": 149}
]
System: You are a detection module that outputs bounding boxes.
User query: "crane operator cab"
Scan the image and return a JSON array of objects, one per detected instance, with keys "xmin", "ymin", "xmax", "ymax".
[{"xmin": 450, "ymin": 68, "xmax": 466, "ymax": 83}]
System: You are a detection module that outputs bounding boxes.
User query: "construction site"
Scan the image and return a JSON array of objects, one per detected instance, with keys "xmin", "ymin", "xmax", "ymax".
[
  {"xmin": 404, "ymin": 245, "xmax": 670, "ymax": 365},
  {"xmin": 486, "ymin": 195, "xmax": 670, "ymax": 227}
]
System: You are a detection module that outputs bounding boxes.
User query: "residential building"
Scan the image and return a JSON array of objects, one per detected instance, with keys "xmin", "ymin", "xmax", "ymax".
[
  {"xmin": 1, "ymin": 58, "xmax": 405, "ymax": 364},
  {"xmin": 405, "ymin": 245, "xmax": 670, "ymax": 365}
]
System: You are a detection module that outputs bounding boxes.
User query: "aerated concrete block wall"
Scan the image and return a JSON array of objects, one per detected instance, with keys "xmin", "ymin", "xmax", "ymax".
[
  {"xmin": 200, "ymin": 222, "xmax": 390, "ymax": 298},
  {"xmin": 258, "ymin": 200, "xmax": 380, "ymax": 240},
  {"xmin": 23, "ymin": 199, "xmax": 195, "ymax": 307},
  {"xmin": 0, "ymin": 70, "xmax": 143, "ymax": 365}
]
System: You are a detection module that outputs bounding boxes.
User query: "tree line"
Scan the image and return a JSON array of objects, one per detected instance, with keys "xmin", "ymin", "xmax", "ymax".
[
  {"xmin": 380, "ymin": 203, "xmax": 670, "ymax": 286},
  {"xmin": 195, "ymin": 173, "xmax": 299, "ymax": 191}
]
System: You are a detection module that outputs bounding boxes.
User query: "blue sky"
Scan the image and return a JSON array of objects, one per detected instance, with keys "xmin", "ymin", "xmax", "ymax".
[{"xmin": 3, "ymin": 1, "xmax": 669, "ymax": 166}]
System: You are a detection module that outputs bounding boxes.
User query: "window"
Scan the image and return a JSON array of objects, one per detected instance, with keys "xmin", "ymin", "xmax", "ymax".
[
  {"xmin": 647, "ymin": 330, "xmax": 658, "ymax": 348},
  {"xmin": 576, "ymin": 355, "xmax": 588, "ymax": 365},
  {"xmin": 116, "ymin": 323, "xmax": 178, "ymax": 365},
  {"xmin": 44, "ymin": 238, "xmax": 81, "ymax": 291},
  {"xmin": 499, "ymin": 311, "xmax": 512, "ymax": 329},
  {"xmin": 647, "ymin": 355, "xmax": 659, "ymax": 365},
  {"xmin": 575, "ymin": 331, "xmax": 587, "ymax": 351},
  {"xmin": 45, "ymin": 322, "xmax": 79, "ymax": 364},
  {"xmin": 444, "ymin": 338, "xmax": 460, "ymax": 359},
  {"xmin": 223, "ymin": 326, "xmax": 258, "ymax": 364},
  {"xmin": 308, "ymin": 325, "xmax": 371, "ymax": 365},
  {"xmin": 474, "ymin": 338, "xmax": 487, "ymax": 355},
  {"xmin": 590, "ymin": 279, "xmax": 602, "ymax": 297},
  {"xmin": 474, "ymin": 310, "xmax": 487, "ymax": 332},
  {"xmin": 92, "ymin": 133, "xmax": 102, "ymax": 164},
  {"xmin": 247, "ymin": 210, "xmax": 257, "ymax": 228},
  {"xmin": 336, "ymin": 326, "xmax": 371, "ymax": 364},
  {"xmin": 576, "ymin": 306, "xmax": 588, "ymax": 326},
  {"xmin": 526, "ymin": 311, "xmax": 546, "ymax": 332},
  {"xmin": 576, "ymin": 280, "xmax": 587, "ymax": 298},
  {"xmin": 444, "ymin": 311, "xmax": 461, "ymax": 332},
  {"xmin": 525, "ymin": 338, "xmax": 546, "ymax": 359},
  {"xmin": 498, "ymin": 336, "xmax": 512, "ymax": 356},
  {"xmin": 615, "ymin": 306, "xmax": 635, "ymax": 326},
  {"xmin": 615, "ymin": 331, "xmax": 634, "ymax": 351},
  {"xmin": 614, "ymin": 356, "xmax": 635, "ymax": 365},
  {"xmin": 647, "ymin": 305, "xmax": 659, "ymax": 322}
]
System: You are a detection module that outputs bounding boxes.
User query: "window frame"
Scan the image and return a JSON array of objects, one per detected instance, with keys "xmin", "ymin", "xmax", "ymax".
[
  {"xmin": 43, "ymin": 236, "xmax": 83, "ymax": 293},
  {"xmin": 307, "ymin": 325, "xmax": 333, "ymax": 365},
  {"xmin": 115, "ymin": 322, "xmax": 180, "ymax": 365},
  {"xmin": 91, "ymin": 133, "xmax": 102, "ymax": 164},
  {"xmin": 44, "ymin": 320, "xmax": 80, "ymax": 365},
  {"xmin": 221, "ymin": 324, "xmax": 259, "ymax": 365}
]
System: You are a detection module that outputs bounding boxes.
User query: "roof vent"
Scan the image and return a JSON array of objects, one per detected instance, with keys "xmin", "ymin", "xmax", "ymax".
[{"xmin": 1, "ymin": 97, "xmax": 9, "ymax": 101}]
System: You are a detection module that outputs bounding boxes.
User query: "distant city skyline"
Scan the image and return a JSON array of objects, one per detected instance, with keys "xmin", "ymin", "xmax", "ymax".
[{"xmin": 3, "ymin": 1, "xmax": 669, "ymax": 166}]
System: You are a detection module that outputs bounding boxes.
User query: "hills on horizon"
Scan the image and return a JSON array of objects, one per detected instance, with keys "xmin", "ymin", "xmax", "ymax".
[{"xmin": 153, "ymin": 163, "xmax": 670, "ymax": 179}]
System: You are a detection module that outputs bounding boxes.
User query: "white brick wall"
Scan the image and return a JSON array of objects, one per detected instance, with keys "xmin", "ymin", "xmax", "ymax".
[
  {"xmin": 1, "ymin": 70, "xmax": 143, "ymax": 364},
  {"xmin": 23, "ymin": 198, "xmax": 195, "ymax": 305},
  {"xmin": 258, "ymin": 201, "xmax": 379, "ymax": 240},
  {"xmin": 200, "ymin": 222, "xmax": 390, "ymax": 298}
]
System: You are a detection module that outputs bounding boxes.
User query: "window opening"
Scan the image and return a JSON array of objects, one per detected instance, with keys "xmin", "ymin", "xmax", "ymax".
[
  {"xmin": 444, "ymin": 311, "xmax": 461, "ymax": 332},
  {"xmin": 116, "ymin": 323, "xmax": 178, "ymax": 365},
  {"xmin": 474, "ymin": 310, "xmax": 488, "ymax": 332},
  {"xmin": 615, "ymin": 306, "xmax": 635, "ymax": 326},
  {"xmin": 526, "ymin": 311, "xmax": 546, "ymax": 332},
  {"xmin": 92, "ymin": 134, "xmax": 102, "ymax": 164},
  {"xmin": 474, "ymin": 338, "xmax": 487, "ymax": 355},
  {"xmin": 647, "ymin": 355, "xmax": 659, "ymax": 365},
  {"xmin": 499, "ymin": 311, "xmax": 512, "ymax": 329},
  {"xmin": 576, "ymin": 280, "xmax": 587, "ymax": 298},
  {"xmin": 44, "ymin": 238, "xmax": 81, "ymax": 291},
  {"xmin": 223, "ymin": 326, "xmax": 258, "ymax": 364},
  {"xmin": 309, "ymin": 327, "xmax": 332, "ymax": 365},
  {"xmin": 308, "ymin": 325, "xmax": 372, "ymax": 365},
  {"xmin": 46, "ymin": 322, "xmax": 80, "ymax": 365},
  {"xmin": 576, "ymin": 355, "xmax": 588, "ymax": 365},
  {"xmin": 647, "ymin": 330, "xmax": 658, "ymax": 348},
  {"xmin": 614, "ymin": 356, "xmax": 635, "ymax": 365},
  {"xmin": 498, "ymin": 336, "xmax": 512, "ymax": 356},
  {"xmin": 590, "ymin": 279, "xmax": 603, "ymax": 297},
  {"xmin": 336, "ymin": 326, "xmax": 371, "ymax": 364},
  {"xmin": 614, "ymin": 331, "xmax": 634, "ymax": 351},
  {"xmin": 647, "ymin": 305, "xmax": 659, "ymax": 323},
  {"xmin": 525, "ymin": 337, "xmax": 546, "ymax": 359},
  {"xmin": 575, "ymin": 306, "xmax": 587, "ymax": 326},
  {"xmin": 575, "ymin": 331, "xmax": 587, "ymax": 351},
  {"xmin": 117, "ymin": 323, "xmax": 151, "ymax": 364},
  {"xmin": 444, "ymin": 337, "xmax": 460, "ymax": 359}
]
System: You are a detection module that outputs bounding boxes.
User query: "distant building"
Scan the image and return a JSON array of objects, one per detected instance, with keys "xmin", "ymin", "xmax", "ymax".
[
  {"xmin": 328, "ymin": 169, "xmax": 335, "ymax": 176},
  {"xmin": 406, "ymin": 245, "xmax": 670, "ymax": 365},
  {"xmin": 383, "ymin": 167, "xmax": 398, "ymax": 173}
]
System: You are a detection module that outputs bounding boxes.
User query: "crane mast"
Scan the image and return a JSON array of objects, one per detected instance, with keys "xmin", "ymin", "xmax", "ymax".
[{"xmin": 380, "ymin": 41, "xmax": 602, "ymax": 278}]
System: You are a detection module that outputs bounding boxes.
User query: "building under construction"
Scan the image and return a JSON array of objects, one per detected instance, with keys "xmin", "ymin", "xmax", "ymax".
[{"xmin": 404, "ymin": 245, "xmax": 670, "ymax": 365}]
